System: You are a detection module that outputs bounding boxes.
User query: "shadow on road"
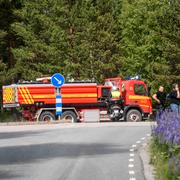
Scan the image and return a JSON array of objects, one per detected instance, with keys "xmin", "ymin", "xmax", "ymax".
[
  {"xmin": 0, "ymin": 131, "xmax": 46, "ymax": 140},
  {"xmin": 0, "ymin": 170, "xmax": 20, "ymax": 179},
  {"xmin": 0, "ymin": 142, "xmax": 128, "ymax": 165}
]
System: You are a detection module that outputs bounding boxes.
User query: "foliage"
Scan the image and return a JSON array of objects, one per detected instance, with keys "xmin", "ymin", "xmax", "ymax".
[
  {"xmin": 68, "ymin": 0, "xmax": 123, "ymax": 82},
  {"xmin": 153, "ymin": 110, "xmax": 180, "ymax": 146},
  {"xmin": 11, "ymin": 0, "xmax": 69, "ymax": 80},
  {"xmin": 120, "ymin": 0, "xmax": 180, "ymax": 91},
  {"xmin": 0, "ymin": 0, "xmax": 123, "ymax": 83},
  {"xmin": 0, "ymin": 0, "xmax": 179, "ymax": 90},
  {"xmin": 0, "ymin": 0, "xmax": 22, "ymax": 83},
  {"xmin": 0, "ymin": 109, "xmax": 16, "ymax": 122},
  {"xmin": 150, "ymin": 138, "xmax": 178, "ymax": 180},
  {"xmin": 151, "ymin": 110, "xmax": 180, "ymax": 179}
]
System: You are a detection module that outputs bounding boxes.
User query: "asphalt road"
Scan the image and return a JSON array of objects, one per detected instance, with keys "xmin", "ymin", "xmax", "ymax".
[{"xmin": 0, "ymin": 122, "xmax": 153, "ymax": 180}]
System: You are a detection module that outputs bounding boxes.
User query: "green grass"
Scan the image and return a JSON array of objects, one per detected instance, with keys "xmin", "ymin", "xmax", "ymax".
[
  {"xmin": 0, "ymin": 110, "xmax": 13, "ymax": 122},
  {"xmin": 150, "ymin": 138, "xmax": 180, "ymax": 180},
  {"xmin": 0, "ymin": 109, "xmax": 21, "ymax": 122}
]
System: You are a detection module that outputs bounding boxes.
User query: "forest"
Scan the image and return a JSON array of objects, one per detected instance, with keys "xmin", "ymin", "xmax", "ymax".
[{"xmin": 0, "ymin": 0, "xmax": 179, "ymax": 91}]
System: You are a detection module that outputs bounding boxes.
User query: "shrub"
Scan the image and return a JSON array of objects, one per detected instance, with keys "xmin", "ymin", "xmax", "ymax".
[
  {"xmin": 153, "ymin": 110, "xmax": 180, "ymax": 146},
  {"xmin": 152, "ymin": 109, "xmax": 180, "ymax": 179}
]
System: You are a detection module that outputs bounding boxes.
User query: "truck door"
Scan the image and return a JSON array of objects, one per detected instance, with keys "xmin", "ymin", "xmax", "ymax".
[{"xmin": 129, "ymin": 83, "xmax": 152, "ymax": 113}]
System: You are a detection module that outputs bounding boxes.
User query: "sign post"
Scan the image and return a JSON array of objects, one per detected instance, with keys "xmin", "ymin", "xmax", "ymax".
[{"xmin": 51, "ymin": 73, "xmax": 65, "ymax": 120}]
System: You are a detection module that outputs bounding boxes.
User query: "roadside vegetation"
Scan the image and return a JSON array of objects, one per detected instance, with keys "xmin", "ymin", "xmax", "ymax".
[
  {"xmin": 0, "ymin": 109, "xmax": 22, "ymax": 122},
  {"xmin": 0, "ymin": 0, "xmax": 179, "ymax": 87},
  {"xmin": 0, "ymin": 109, "xmax": 14, "ymax": 122},
  {"xmin": 150, "ymin": 110, "xmax": 180, "ymax": 180}
]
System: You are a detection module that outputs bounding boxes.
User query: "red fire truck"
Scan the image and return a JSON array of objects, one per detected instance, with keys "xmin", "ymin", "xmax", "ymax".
[
  {"xmin": 2, "ymin": 77, "xmax": 152, "ymax": 122},
  {"xmin": 104, "ymin": 77, "xmax": 152, "ymax": 121}
]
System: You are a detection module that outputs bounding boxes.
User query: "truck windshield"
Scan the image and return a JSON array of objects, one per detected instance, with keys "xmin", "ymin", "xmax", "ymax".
[{"xmin": 134, "ymin": 84, "xmax": 147, "ymax": 96}]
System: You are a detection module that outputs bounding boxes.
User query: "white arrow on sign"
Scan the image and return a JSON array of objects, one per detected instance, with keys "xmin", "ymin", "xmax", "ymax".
[{"xmin": 54, "ymin": 77, "xmax": 62, "ymax": 84}]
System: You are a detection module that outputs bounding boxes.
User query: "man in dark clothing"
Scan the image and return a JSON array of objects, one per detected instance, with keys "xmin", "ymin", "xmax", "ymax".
[
  {"xmin": 153, "ymin": 86, "xmax": 166, "ymax": 110},
  {"xmin": 169, "ymin": 83, "xmax": 180, "ymax": 112}
]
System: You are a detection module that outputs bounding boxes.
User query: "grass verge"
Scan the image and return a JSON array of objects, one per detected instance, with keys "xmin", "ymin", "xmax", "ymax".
[
  {"xmin": 150, "ymin": 138, "xmax": 180, "ymax": 180},
  {"xmin": 0, "ymin": 109, "xmax": 22, "ymax": 122}
]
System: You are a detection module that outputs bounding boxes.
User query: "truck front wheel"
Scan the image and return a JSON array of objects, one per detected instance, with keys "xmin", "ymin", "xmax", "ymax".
[
  {"xmin": 126, "ymin": 109, "xmax": 142, "ymax": 122},
  {"xmin": 39, "ymin": 111, "xmax": 55, "ymax": 121},
  {"xmin": 61, "ymin": 111, "xmax": 78, "ymax": 123}
]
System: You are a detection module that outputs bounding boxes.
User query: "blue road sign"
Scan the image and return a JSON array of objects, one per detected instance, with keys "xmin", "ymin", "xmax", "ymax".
[
  {"xmin": 51, "ymin": 73, "xmax": 65, "ymax": 87},
  {"xmin": 56, "ymin": 95, "xmax": 62, "ymax": 115}
]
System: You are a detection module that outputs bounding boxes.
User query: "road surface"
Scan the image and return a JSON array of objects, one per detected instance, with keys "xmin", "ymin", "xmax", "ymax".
[{"xmin": 0, "ymin": 122, "xmax": 154, "ymax": 180}]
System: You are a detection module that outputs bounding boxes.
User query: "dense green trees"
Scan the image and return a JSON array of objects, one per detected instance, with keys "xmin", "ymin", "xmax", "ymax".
[
  {"xmin": 120, "ymin": 0, "xmax": 180, "ymax": 88},
  {"xmin": 10, "ymin": 0, "xmax": 123, "ymax": 82},
  {"xmin": 66, "ymin": 0, "xmax": 123, "ymax": 82},
  {"xmin": 0, "ymin": 0, "xmax": 179, "ymax": 89},
  {"xmin": 0, "ymin": 0, "xmax": 22, "ymax": 83}
]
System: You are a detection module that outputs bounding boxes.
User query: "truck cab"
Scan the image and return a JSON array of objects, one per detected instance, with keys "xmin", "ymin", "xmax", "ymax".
[{"xmin": 105, "ymin": 77, "xmax": 152, "ymax": 121}]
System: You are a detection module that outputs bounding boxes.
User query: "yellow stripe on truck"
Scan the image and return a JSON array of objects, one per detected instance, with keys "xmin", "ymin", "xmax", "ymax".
[
  {"xmin": 129, "ymin": 95, "xmax": 151, "ymax": 100},
  {"xmin": 25, "ymin": 87, "xmax": 34, "ymax": 104},
  {"xmin": 32, "ymin": 94, "xmax": 97, "ymax": 99},
  {"xmin": 21, "ymin": 87, "xmax": 32, "ymax": 104},
  {"xmin": 19, "ymin": 87, "xmax": 28, "ymax": 104},
  {"xmin": 32, "ymin": 95, "xmax": 55, "ymax": 99}
]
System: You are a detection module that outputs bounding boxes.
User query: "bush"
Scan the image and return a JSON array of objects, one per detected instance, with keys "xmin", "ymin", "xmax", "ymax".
[
  {"xmin": 0, "ymin": 109, "xmax": 21, "ymax": 122},
  {"xmin": 153, "ymin": 110, "xmax": 180, "ymax": 145},
  {"xmin": 151, "ymin": 110, "xmax": 180, "ymax": 180}
]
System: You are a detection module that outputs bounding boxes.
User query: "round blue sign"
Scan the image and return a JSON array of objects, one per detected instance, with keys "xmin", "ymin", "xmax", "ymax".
[{"xmin": 51, "ymin": 73, "xmax": 65, "ymax": 87}]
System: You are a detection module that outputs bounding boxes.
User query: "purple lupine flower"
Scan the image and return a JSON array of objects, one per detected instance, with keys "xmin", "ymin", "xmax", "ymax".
[
  {"xmin": 153, "ymin": 109, "xmax": 180, "ymax": 145},
  {"xmin": 154, "ymin": 110, "xmax": 180, "ymax": 176}
]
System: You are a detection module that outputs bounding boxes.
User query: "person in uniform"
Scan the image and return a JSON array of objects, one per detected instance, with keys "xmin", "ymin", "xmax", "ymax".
[{"xmin": 111, "ymin": 87, "xmax": 121, "ymax": 100}]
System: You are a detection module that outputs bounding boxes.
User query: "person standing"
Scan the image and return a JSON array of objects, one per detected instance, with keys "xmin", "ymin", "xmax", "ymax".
[
  {"xmin": 111, "ymin": 87, "xmax": 121, "ymax": 100},
  {"xmin": 153, "ymin": 86, "xmax": 166, "ymax": 110},
  {"xmin": 169, "ymin": 83, "xmax": 180, "ymax": 112}
]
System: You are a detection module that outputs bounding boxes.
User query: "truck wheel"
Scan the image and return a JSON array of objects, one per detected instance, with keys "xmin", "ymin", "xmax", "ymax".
[
  {"xmin": 61, "ymin": 111, "xmax": 77, "ymax": 123},
  {"xmin": 39, "ymin": 111, "xmax": 55, "ymax": 121},
  {"xmin": 126, "ymin": 109, "xmax": 142, "ymax": 122}
]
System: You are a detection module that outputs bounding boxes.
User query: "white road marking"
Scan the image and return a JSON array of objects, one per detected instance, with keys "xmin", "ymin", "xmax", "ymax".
[
  {"xmin": 129, "ymin": 158, "xmax": 134, "ymax": 162},
  {"xmin": 129, "ymin": 170, "xmax": 135, "ymax": 175},
  {"xmin": 128, "ymin": 139, "xmax": 143, "ymax": 180},
  {"xmin": 128, "ymin": 164, "xmax": 134, "ymax": 168},
  {"xmin": 129, "ymin": 178, "xmax": 136, "ymax": 180}
]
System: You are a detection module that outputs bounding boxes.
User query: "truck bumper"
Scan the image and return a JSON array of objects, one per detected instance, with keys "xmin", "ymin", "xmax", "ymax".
[{"xmin": 3, "ymin": 104, "xmax": 20, "ymax": 108}]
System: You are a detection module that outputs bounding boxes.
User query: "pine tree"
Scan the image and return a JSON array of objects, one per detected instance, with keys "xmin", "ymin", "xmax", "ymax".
[
  {"xmin": 160, "ymin": 0, "xmax": 180, "ymax": 85},
  {"xmin": 120, "ymin": 0, "xmax": 180, "ymax": 90},
  {"xmin": 0, "ymin": 0, "xmax": 22, "ymax": 83},
  {"xmin": 11, "ymin": 0, "xmax": 69, "ymax": 80},
  {"xmin": 2, "ymin": 0, "xmax": 178, "ymax": 89},
  {"xmin": 65, "ymin": 0, "xmax": 123, "ymax": 82}
]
